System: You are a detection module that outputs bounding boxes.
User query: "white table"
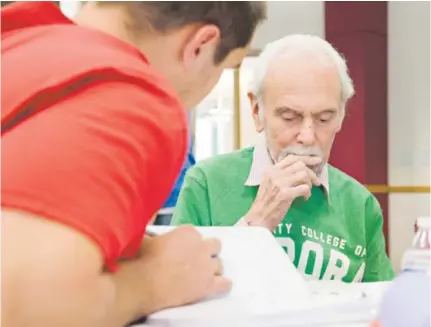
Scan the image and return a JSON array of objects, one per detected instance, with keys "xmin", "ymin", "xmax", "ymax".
[
  {"xmin": 134, "ymin": 281, "xmax": 389, "ymax": 327},
  {"xmin": 135, "ymin": 321, "xmax": 370, "ymax": 327}
]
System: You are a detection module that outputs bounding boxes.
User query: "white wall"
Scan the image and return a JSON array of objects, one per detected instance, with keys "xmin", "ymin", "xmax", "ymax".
[
  {"xmin": 251, "ymin": 1, "xmax": 325, "ymax": 50},
  {"xmin": 388, "ymin": 1, "xmax": 431, "ymax": 270},
  {"xmin": 240, "ymin": 1, "xmax": 325, "ymax": 148}
]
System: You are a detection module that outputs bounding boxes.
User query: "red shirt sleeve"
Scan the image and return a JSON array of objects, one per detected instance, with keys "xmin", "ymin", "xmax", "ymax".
[{"xmin": 1, "ymin": 80, "xmax": 188, "ymax": 269}]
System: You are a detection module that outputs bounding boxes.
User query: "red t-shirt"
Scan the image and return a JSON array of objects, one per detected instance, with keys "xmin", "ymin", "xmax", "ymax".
[{"xmin": 1, "ymin": 2, "xmax": 188, "ymax": 270}]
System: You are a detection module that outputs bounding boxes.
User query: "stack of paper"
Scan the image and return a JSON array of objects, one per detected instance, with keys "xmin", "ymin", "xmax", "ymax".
[{"xmin": 143, "ymin": 226, "xmax": 390, "ymax": 327}]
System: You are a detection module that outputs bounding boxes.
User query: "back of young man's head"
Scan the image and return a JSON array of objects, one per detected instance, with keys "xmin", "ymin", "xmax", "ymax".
[
  {"xmin": 128, "ymin": 1, "xmax": 266, "ymax": 64},
  {"xmin": 84, "ymin": 1, "xmax": 267, "ymax": 108}
]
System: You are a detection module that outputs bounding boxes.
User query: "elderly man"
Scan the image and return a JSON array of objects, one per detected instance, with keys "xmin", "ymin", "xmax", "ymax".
[{"xmin": 172, "ymin": 34, "xmax": 395, "ymax": 283}]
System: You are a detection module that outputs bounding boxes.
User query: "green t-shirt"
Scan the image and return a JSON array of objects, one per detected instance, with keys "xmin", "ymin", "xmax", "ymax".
[{"xmin": 171, "ymin": 147, "xmax": 395, "ymax": 283}]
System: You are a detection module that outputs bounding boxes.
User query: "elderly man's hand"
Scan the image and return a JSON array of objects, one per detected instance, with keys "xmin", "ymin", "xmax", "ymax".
[{"xmin": 243, "ymin": 155, "xmax": 322, "ymax": 231}]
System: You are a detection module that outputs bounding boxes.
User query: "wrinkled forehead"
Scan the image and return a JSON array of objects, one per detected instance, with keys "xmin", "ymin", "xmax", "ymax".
[{"xmin": 261, "ymin": 52, "xmax": 342, "ymax": 110}]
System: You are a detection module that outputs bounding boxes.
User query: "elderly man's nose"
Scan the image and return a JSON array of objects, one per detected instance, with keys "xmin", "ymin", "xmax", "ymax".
[{"xmin": 297, "ymin": 122, "xmax": 315, "ymax": 146}]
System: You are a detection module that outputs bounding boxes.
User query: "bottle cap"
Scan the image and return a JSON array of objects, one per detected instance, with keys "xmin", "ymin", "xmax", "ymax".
[
  {"xmin": 402, "ymin": 217, "xmax": 431, "ymax": 272},
  {"xmin": 412, "ymin": 217, "xmax": 431, "ymax": 250}
]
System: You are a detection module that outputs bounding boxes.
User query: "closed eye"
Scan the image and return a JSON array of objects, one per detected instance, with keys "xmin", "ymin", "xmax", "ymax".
[
  {"xmin": 275, "ymin": 106, "xmax": 302, "ymax": 122},
  {"xmin": 315, "ymin": 112, "xmax": 336, "ymax": 123},
  {"xmin": 282, "ymin": 116, "xmax": 297, "ymax": 122}
]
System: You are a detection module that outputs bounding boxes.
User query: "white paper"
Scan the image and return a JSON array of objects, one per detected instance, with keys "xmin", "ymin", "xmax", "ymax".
[
  {"xmin": 146, "ymin": 226, "xmax": 311, "ymax": 313},
  {"xmin": 144, "ymin": 226, "xmax": 390, "ymax": 327}
]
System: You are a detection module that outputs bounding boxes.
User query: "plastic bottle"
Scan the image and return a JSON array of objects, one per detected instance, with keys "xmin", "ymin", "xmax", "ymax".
[{"xmin": 373, "ymin": 216, "xmax": 431, "ymax": 327}]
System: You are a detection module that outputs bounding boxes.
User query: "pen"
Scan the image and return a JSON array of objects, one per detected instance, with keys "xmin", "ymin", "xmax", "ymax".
[
  {"xmin": 126, "ymin": 316, "xmax": 147, "ymax": 326},
  {"xmin": 145, "ymin": 229, "xmax": 159, "ymax": 237}
]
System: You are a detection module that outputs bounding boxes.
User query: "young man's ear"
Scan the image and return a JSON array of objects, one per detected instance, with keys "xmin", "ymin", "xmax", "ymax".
[
  {"xmin": 248, "ymin": 92, "xmax": 265, "ymax": 133},
  {"xmin": 182, "ymin": 25, "xmax": 220, "ymax": 68}
]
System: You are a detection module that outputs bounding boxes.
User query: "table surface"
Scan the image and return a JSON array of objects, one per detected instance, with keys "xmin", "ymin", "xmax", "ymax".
[
  {"xmin": 136, "ymin": 323, "xmax": 370, "ymax": 327},
  {"xmin": 133, "ymin": 282, "xmax": 389, "ymax": 327}
]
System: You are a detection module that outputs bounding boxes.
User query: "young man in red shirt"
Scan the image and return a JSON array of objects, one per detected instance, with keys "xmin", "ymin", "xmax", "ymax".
[{"xmin": 1, "ymin": 2, "xmax": 266, "ymax": 326}]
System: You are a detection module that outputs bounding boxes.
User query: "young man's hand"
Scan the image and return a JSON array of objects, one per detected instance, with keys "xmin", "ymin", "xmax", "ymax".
[{"xmin": 135, "ymin": 225, "xmax": 232, "ymax": 313}]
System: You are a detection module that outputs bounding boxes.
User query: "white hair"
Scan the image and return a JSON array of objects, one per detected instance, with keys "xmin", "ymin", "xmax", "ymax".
[{"xmin": 249, "ymin": 34, "xmax": 355, "ymax": 116}]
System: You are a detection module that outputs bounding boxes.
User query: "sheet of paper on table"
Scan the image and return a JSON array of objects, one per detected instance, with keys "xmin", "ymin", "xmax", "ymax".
[{"xmin": 143, "ymin": 226, "xmax": 391, "ymax": 327}]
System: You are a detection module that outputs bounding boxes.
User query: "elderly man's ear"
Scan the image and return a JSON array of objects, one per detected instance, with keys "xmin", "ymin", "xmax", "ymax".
[
  {"xmin": 335, "ymin": 108, "xmax": 346, "ymax": 132},
  {"xmin": 248, "ymin": 92, "xmax": 265, "ymax": 133}
]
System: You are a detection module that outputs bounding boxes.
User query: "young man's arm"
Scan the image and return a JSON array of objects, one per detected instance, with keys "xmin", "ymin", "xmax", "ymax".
[
  {"xmin": 2, "ymin": 210, "xmax": 146, "ymax": 327},
  {"xmin": 363, "ymin": 196, "xmax": 396, "ymax": 282},
  {"xmin": 2, "ymin": 210, "xmax": 228, "ymax": 327}
]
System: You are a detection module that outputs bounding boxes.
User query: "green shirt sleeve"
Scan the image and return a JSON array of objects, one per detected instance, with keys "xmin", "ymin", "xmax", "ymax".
[
  {"xmin": 171, "ymin": 166, "xmax": 212, "ymax": 226},
  {"xmin": 363, "ymin": 195, "xmax": 396, "ymax": 282}
]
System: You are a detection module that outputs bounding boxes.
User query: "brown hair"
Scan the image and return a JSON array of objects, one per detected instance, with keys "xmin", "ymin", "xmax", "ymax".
[{"xmin": 122, "ymin": 1, "xmax": 267, "ymax": 64}]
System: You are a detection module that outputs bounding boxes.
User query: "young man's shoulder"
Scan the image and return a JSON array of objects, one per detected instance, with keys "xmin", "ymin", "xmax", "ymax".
[
  {"xmin": 4, "ymin": 25, "xmax": 175, "ymax": 91},
  {"xmin": 2, "ymin": 2, "xmax": 182, "ymax": 121},
  {"xmin": 2, "ymin": 21, "xmax": 186, "ymax": 138}
]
